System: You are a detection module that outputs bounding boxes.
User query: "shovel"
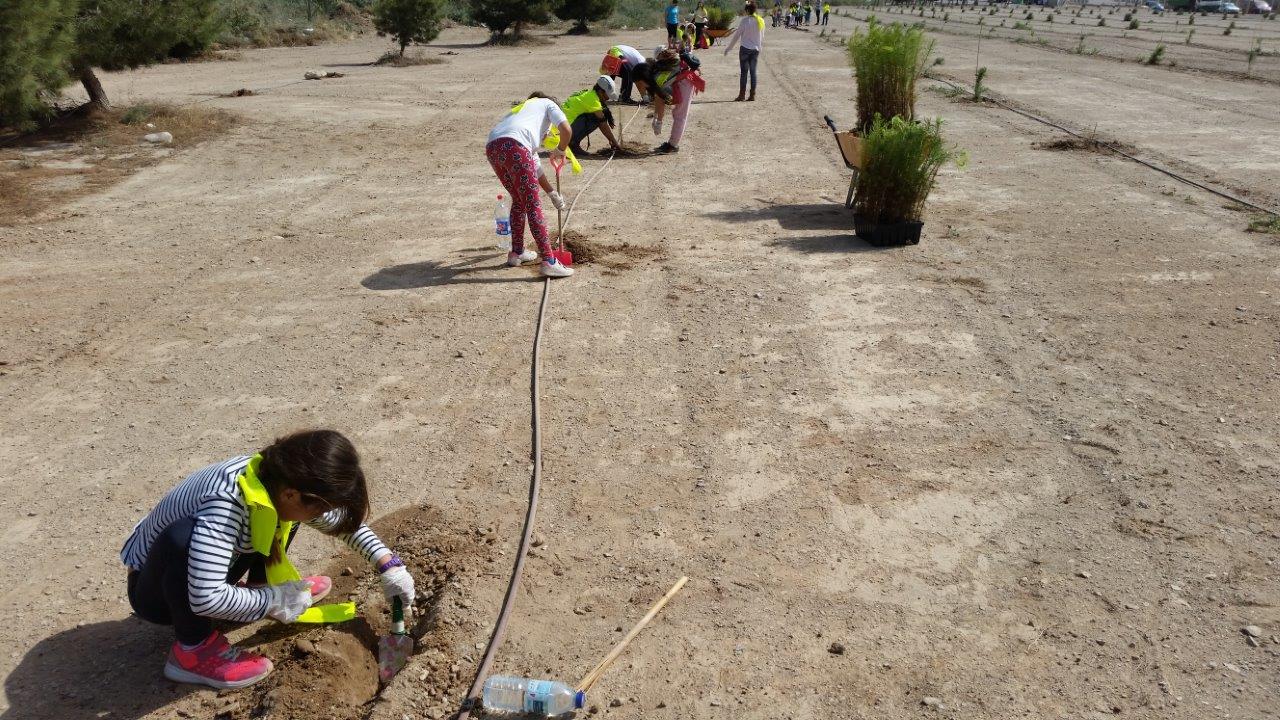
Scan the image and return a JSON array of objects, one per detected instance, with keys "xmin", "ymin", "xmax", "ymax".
[
  {"xmin": 548, "ymin": 157, "xmax": 573, "ymax": 267},
  {"xmin": 377, "ymin": 596, "xmax": 413, "ymax": 683}
]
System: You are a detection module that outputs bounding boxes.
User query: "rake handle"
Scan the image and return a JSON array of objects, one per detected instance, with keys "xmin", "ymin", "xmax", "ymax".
[{"xmin": 576, "ymin": 576, "xmax": 688, "ymax": 694}]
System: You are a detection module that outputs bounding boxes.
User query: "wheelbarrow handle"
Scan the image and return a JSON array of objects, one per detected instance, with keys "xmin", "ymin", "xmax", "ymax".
[{"xmin": 823, "ymin": 115, "xmax": 838, "ymax": 133}]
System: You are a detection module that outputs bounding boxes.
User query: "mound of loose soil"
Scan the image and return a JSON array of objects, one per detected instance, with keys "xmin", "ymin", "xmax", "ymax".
[
  {"xmin": 596, "ymin": 141, "xmax": 652, "ymax": 157},
  {"xmin": 1036, "ymin": 135, "xmax": 1134, "ymax": 154},
  {"xmin": 561, "ymin": 231, "xmax": 665, "ymax": 270},
  {"xmin": 225, "ymin": 505, "xmax": 490, "ymax": 720}
]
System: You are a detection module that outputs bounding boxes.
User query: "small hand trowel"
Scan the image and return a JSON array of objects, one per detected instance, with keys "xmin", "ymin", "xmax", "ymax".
[{"xmin": 378, "ymin": 596, "xmax": 413, "ymax": 683}]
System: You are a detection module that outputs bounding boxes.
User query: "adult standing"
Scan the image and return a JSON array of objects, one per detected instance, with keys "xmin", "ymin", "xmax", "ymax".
[
  {"xmin": 665, "ymin": 0, "xmax": 681, "ymax": 46},
  {"xmin": 822, "ymin": 2, "xmax": 830, "ymax": 25},
  {"xmin": 693, "ymin": 2, "xmax": 709, "ymax": 49},
  {"xmin": 723, "ymin": 1, "xmax": 764, "ymax": 102},
  {"xmin": 602, "ymin": 44, "xmax": 646, "ymax": 104}
]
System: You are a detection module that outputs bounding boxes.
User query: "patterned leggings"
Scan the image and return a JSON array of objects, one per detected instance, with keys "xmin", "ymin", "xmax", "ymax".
[{"xmin": 485, "ymin": 138, "xmax": 551, "ymax": 257}]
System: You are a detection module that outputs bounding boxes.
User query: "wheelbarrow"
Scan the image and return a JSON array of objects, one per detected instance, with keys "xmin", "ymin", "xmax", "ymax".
[{"xmin": 824, "ymin": 115, "xmax": 863, "ymax": 209}]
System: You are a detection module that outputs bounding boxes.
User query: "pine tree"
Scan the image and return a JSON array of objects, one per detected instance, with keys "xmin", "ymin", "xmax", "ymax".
[
  {"xmin": 470, "ymin": 0, "xmax": 554, "ymax": 40},
  {"xmin": 555, "ymin": 0, "xmax": 616, "ymax": 34},
  {"xmin": 374, "ymin": 0, "xmax": 445, "ymax": 55},
  {"xmin": 72, "ymin": 0, "xmax": 222, "ymax": 108},
  {"xmin": 0, "ymin": 0, "xmax": 77, "ymax": 129}
]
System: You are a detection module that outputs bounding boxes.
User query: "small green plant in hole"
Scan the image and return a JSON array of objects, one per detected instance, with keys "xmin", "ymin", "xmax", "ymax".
[
  {"xmin": 1187, "ymin": 14, "xmax": 1194, "ymax": 24},
  {"xmin": 1186, "ymin": 28, "xmax": 1194, "ymax": 43},
  {"xmin": 1128, "ymin": 18, "xmax": 1139, "ymax": 29},
  {"xmin": 1246, "ymin": 215, "xmax": 1280, "ymax": 235},
  {"xmin": 1098, "ymin": 17, "xmax": 1105, "ymax": 26},
  {"xmin": 1224, "ymin": 20, "xmax": 1234, "ymax": 35},
  {"xmin": 973, "ymin": 66, "xmax": 987, "ymax": 102},
  {"xmin": 1147, "ymin": 43, "xmax": 1165, "ymax": 64}
]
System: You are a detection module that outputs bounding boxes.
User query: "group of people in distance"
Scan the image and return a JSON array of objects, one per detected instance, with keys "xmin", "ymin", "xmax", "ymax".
[
  {"xmin": 775, "ymin": 0, "xmax": 831, "ymax": 27},
  {"xmin": 483, "ymin": 2, "xmax": 768, "ymax": 279}
]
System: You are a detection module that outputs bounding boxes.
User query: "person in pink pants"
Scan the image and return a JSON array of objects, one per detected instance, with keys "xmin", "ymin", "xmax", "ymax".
[
  {"xmin": 648, "ymin": 49, "xmax": 706, "ymax": 154},
  {"xmin": 485, "ymin": 93, "xmax": 576, "ymax": 278}
]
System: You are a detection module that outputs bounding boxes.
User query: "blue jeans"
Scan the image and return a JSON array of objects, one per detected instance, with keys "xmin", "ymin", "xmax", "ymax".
[{"xmin": 739, "ymin": 47, "xmax": 759, "ymax": 95}]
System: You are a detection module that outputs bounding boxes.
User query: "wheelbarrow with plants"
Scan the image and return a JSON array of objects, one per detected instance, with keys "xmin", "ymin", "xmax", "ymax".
[{"xmin": 823, "ymin": 115, "xmax": 863, "ymax": 209}]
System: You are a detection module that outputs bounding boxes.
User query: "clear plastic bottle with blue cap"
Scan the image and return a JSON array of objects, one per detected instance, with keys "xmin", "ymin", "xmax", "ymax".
[
  {"xmin": 495, "ymin": 194, "xmax": 511, "ymax": 250},
  {"xmin": 482, "ymin": 676, "xmax": 585, "ymax": 717}
]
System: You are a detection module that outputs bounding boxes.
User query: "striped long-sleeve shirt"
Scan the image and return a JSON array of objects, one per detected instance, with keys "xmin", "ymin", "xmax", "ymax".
[{"xmin": 121, "ymin": 456, "xmax": 389, "ymax": 623}]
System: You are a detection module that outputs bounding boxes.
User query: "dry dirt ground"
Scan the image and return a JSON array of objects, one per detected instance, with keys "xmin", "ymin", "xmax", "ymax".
[{"xmin": 2, "ymin": 17, "xmax": 1279, "ymax": 720}]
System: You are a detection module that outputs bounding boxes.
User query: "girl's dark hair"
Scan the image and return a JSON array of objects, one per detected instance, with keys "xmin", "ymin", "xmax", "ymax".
[
  {"xmin": 746, "ymin": 2, "xmax": 757, "ymax": 13},
  {"xmin": 259, "ymin": 429, "xmax": 368, "ymax": 536},
  {"xmin": 632, "ymin": 62, "xmax": 653, "ymax": 84}
]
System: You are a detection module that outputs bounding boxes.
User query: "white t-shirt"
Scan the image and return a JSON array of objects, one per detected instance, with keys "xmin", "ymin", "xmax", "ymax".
[
  {"xmin": 487, "ymin": 98, "xmax": 568, "ymax": 154},
  {"xmin": 614, "ymin": 44, "xmax": 646, "ymax": 67}
]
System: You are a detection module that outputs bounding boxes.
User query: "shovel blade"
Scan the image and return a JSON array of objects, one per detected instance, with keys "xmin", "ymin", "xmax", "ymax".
[
  {"xmin": 550, "ymin": 249, "xmax": 573, "ymax": 267},
  {"xmin": 378, "ymin": 634, "xmax": 413, "ymax": 683}
]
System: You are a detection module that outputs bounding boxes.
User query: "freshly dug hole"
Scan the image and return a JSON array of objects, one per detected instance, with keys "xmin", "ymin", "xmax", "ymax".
[
  {"xmin": 229, "ymin": 505, "xmax": 488, "ymax": 720},
  {"xmin": 561, "ymin": 231, "xmax": 665, "ymax": 270},
  {"xmin": 594, "ymin": 141, "xmax": 652, "ymax": 157}
]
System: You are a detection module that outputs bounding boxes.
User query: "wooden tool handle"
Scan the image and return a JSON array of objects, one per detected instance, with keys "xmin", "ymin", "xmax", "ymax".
[{"xmin": 576, "ymin": 576, "xmax": 689, "ymax": 693}]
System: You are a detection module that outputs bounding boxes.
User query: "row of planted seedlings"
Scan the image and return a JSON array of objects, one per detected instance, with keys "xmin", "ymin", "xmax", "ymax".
[{"xmin": 843, "ymin": 19, "xmax": 964, "ymax": 246}]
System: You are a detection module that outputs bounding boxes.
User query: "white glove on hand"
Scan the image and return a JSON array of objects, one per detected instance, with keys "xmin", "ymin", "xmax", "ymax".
[
  {"xmin": 266, "ymin": 580, "xmax": 313, "ymax": 623},
  {"xmin": 381, "ymin": 566, "xmax": 416, "ymax": 608},
  {"xmin": 652, "ymin": 117, "xmax": 662, "ymax": 136},
  {"xmin": 549, "ymin": 190, "xmax": 567, "ymax": 212}
]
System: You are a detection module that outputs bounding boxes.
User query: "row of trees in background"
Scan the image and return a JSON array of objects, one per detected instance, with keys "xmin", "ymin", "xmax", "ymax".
[{"xmin": 1, "ymin": 0, "xmax": 640, "ymax": 129}]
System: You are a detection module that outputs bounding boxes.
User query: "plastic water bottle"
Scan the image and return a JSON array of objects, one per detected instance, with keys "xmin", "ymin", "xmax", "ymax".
[
  {"xmin": 495, "ymin": 194, "xmax": 511, "ymax": 251},
  {"xmin": 482, "ymin": 676, "xmax": 584, "ymax": 717}
]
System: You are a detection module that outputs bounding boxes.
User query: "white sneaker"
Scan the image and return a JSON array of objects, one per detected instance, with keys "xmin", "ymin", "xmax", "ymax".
[
  {"xmin": 540, "ymin": 258, "xmax": 574, "ymax": 278},
  {"xmin": 548, "ymin": 191, "xmax": 567, "ymax": 212},
  {"xmin": 507, "ymin": 249, "xmax": 538, "ymax": 266}
]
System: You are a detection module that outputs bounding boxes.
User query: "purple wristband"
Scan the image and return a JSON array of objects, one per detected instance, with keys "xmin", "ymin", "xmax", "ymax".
[{"xmin": 377, "ymin": 554, "xmax": 404, "ymax": 574}]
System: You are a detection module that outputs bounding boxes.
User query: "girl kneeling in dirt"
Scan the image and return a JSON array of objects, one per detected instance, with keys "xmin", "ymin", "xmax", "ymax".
[
  {"xmin": 486, "ymin": 93, "xmax": 576, "ymax": 278},
  {"xmin": 121, "ymin": 429, "xmax": 417, "ymax": 689}
]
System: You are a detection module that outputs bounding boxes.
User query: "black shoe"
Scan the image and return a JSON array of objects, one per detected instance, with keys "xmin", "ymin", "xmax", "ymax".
[{"xmin": 655, "ymin": 142, "xmax": 679, "ymax": 154}]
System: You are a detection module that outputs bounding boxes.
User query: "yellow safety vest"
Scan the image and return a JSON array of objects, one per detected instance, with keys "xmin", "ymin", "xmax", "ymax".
[
  {"xmin": 510, "ymin": 102, "xmax": 582, "ymax": 174},
  {"xmin": 237, "ymin": 455, "xmax": 357, "ymax": 623}
]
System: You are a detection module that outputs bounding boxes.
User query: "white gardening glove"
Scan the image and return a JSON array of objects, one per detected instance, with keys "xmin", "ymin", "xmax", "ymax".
[
  {"xmin": 266, "ymin": 580, "xmax": 313, "ymax": 623},
  {"xmin": 381, "ymin": 565, "xmax": 416, "ymax": 608},
  {"xmin": 652, "ymin": 117, "xmax": 663, "ymax": 136},
  {"xmin": 549, "ymin": 190, "xmax": 567, "ymax": 211}
]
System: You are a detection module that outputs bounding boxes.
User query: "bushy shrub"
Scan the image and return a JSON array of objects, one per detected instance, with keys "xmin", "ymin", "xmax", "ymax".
[
  {"xmin": 0, "ymin": 0, "xmax": 76, "ymax": 130},
  {"xmin": 555, "ymin": 0, "xmax": 615, "ymax": 32},
  {"xmin": 854, "ymin": 115, "xmax": 963, "ymax": 224},
  {"xmin": 374, "ymin": 0, "xmax": 443, "ymax": 54},
  {"xmin": 846, "ymin": 20, "xmax": 934, "ymax": 134}
]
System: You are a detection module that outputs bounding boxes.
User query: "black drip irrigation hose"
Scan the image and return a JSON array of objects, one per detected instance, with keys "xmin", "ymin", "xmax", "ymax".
[
  {"xmin": 924, "ymin": 73, "xmax": 1280, "ymax": 217},
  {"xmin": 455, "ymin": 105, "xmax": 645, "ymax": 720}
]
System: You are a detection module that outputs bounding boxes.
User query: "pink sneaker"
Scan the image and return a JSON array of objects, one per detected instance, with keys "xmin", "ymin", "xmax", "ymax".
[{"xmin": 163, "ymin": 631, "xmax": 273, "ymax": 689}]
